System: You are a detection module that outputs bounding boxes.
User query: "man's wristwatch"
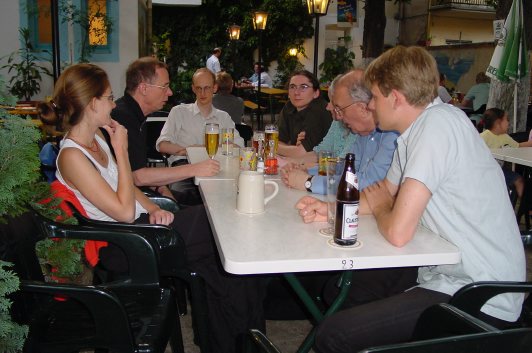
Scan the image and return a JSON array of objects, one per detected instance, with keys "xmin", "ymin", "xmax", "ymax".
[{"xmin": 304, "ymin": 176, "xmax": 314, "ymax": 193}]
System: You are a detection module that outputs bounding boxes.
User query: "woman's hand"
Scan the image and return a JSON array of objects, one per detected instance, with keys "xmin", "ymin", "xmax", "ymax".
[
  {"xmin": 149, "ymin": 208, "xmax": 174, "ymax": 226},
  {"xmin": 102, "ymin": 119, "xmax": 128, "ymax": 153},
  {"xmin": 295, "ymin": 196, "xmax": 328, "ymax": 223}
]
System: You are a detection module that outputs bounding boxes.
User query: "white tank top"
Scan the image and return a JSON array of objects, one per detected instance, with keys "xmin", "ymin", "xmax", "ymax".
[{"xmin": 55, "ymin": 134, "xmax": 146, "ymax": 222}]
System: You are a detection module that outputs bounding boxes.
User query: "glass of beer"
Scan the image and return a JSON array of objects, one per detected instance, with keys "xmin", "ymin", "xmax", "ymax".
[
  {"xmin": 252, "ymin": 130, "xmax": 265, "ymax": 153},
  {"xmin": 320, "ymin": 157, "xmax": 344, "ymax": 236},
  {"xmin": 264, "ymin": 124, "xmax": 279, "ymax": 156},
  {"xmin": 205, "ymin": 123, "xmax": 220, "ymax": 159},
  {"xmin": 318, "ymin": 150, "xmax": 332, "ymax": 176}
]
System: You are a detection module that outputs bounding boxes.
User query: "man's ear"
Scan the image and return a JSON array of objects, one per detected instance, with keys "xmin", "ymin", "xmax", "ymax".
[
  {"xmin": 312, "ymin": 89, "xmax": 320, "ymax": 99},
  {"xmin": 390, "ymin": 89, "xmax": 406, "ymax": 110}
]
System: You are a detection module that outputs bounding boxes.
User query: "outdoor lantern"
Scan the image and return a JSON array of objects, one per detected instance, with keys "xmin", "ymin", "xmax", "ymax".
[
  {"xmin": 252, "ymin": 11, "xmax": 268, "ymax": 31},
  {"xmin": 289, "ymin": 48, "xmax": 298, "ymax": 57},
  {"xmin": 307, "ymin": 0, "xmax": 331, "ymax": 16},
  {"xmin": 306, "ymin": 0, "xmax": 331, "ymax": 75},
  {"xmin": 228, "ymin": 25, "xmax": 240, "ymax": 40}
]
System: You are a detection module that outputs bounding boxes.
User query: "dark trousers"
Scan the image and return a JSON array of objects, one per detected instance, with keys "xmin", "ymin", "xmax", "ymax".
[
  {"xmin": 100, "ymin": 206, "xmax": 266, "ymax": 353},
  {"xmin": 314, "ymin": 287, "xmax": 451, "ymax": 353},
  {"xmin": 263, "ymin": 267, "xmax": 418, "ymax": 321}
]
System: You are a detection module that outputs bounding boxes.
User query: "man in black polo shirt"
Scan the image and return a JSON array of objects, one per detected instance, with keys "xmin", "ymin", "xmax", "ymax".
[{"xmin": 111, "ymin": 57, "xmax": 219, "ymax": 204}]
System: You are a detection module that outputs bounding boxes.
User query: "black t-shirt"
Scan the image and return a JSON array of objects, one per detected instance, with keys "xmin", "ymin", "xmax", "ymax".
[{"xmin": 111, "ymin": 93, "xmax": 148, "ymax": 172}]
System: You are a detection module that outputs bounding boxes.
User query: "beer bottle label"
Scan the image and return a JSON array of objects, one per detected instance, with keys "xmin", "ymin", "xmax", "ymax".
[
  {"xmin": 345, "ymin": 171, "xmax": 358, "ymax": 189},
  {"xmin": 341, "ymin": 202, "xmax": 359, "ymax": 240}
]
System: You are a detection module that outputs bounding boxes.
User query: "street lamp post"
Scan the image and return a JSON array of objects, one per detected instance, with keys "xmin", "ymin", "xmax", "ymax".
[
  {"xmin": 252, "ymin": 11, "xmax": 268, "ymax": 130},
  {"xmin": 228, "ymin": 25, "xmax": 240, "ymax": 76},
  {"xmin": 307, "ymin": 0, "xmax": 331, "ymax": 76}
]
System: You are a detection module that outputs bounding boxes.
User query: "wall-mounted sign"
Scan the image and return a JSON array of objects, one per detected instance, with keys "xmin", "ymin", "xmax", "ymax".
[{"xmin": 338, "ymin": 0, "xmax": 357, "ymax": 25}]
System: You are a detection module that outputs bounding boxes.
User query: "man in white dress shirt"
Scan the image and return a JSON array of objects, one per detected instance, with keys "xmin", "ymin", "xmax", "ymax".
[
  {"xmin": 157, "ymin": 68, "xmax": 244, "ymax": 165},
  {"xmin": 206, "ymin": 47, "xmax": 222, "ymax": 74}
]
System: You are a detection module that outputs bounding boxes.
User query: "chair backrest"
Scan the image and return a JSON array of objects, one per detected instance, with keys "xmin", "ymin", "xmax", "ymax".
[
  {"xmin": 146, "ymin": 112, "xmax": 169, "ymax": 166},
  {"xmin": 236, "ymin": 124, "xmax": 253, "ymax": 147},
  {"xmin": 359, "ymin": 328, "xmax": 532, "ymax": 353}
]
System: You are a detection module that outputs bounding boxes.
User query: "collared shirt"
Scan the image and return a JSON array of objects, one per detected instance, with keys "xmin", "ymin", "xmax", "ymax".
[
  {"xmin": 309, "ymin": 129, "xmax": 398, "ymax": 194},
  {"xmin": 387, "ymin": 98, "xmax": 525, "ymax": 322},
  {"xmin": 278, "ymin": 98, "xmax": 332, "ymax": 152},
  {"xmin": 156, "ymin": 102, "xmax": 244, "ymax": 165},
  {"xmin": 249, "ymin": 72, "xmax": 273, "ymax": 88},
  {"xmin": 111, "ymin": 93, "xmax": 148, "ymax": 172},
  {"xmin": 313, "ymin": 120, "xmax": 357, "ymax": 157},
  {"xmin": 464, "ymin": 82, "xmax": 490, "ymax": 111},
  {"xmin": 206, "ymin": 54, "xmax": 221, "ymax": 74}
]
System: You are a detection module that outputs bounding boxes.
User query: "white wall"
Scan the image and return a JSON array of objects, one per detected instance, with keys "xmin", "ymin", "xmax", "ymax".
[{"xmin": 0, "ymin": 0, "xmax": 140, "ymax": 101}]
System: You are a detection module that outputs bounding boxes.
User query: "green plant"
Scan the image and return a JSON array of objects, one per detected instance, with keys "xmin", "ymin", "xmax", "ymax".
[
  {"xmin": 274, "ymin": 49, "xmax": 306, "ymax": 87},
  {"xmin": 1, "ymin": 28, "xmax": 52, "ymax": 101},
  {"xmin": 0, "ymin": 85, "xmax": 84, "ymax": 280},
  {"xmin": 318, "ymin": 41, "xmax": 355, "ymax": 84},
  {"xmin": 0, "ymin": 261, "xmax": 28, "ymax": 352}
]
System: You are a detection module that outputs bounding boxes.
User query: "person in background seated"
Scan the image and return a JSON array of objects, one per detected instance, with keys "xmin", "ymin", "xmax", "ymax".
[
  {"xmin": 156, "ymin": 68, "xmax": 244, "ymax": 166},
  {"xmin": 212, "ymin": 72, "xmax": 245, "ymax": 124},
  {"xmin": 296, "ymin": 46, "xmax": 525, "ymax": 353},
  {"xmin": 276, "ymin": 70, "xmax": 332, "ymax": 158},
  {"xmin": 462, "ymin": 72, "xmax": 490, "ymax": 113},
  {"xmin": 243, "ymin": 62, "xmax": 273, "ymax": 88},
  {"xmin": 52, "ymin": 63, "xmax": 265, "ymax": 353},
  {"xmin": 479, "ymin": 107, "xmax": 532, "ymax": 201},
  {"xmin": 437, "ymin": 73, "xmax": 451, "ymax": 103},
  {"xmin": 111, "ymin": 57, "xmax": 219, "ymax": 205}
]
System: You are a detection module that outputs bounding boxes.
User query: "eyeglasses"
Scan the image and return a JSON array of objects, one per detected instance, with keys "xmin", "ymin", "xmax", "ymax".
[
  {"xmin": 288, "ymin": 83, "xmax": 312, "ymax": 92},
  {"xmin": 145, "ymin": 83, "xmax": 171, "ymax": 91},
  {"xmin": 194, "ymin": 86, "xmax": 213, "ymax": 94},
  {"xmin": 101, "ymin": 94, "xmax": 114, "ymax": 102},
  {"xmin": 333, "ymin": 101, "xmax": 362, "ymax": 116}
]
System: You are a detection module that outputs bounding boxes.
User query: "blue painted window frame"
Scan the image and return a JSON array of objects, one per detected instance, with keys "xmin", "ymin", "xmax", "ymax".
[{"xmin": 21, "ymin": 0, "xmax": 119, "ymax": 63}]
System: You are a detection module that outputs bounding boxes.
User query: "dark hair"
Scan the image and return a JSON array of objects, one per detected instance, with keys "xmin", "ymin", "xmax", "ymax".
[
  {"xmin": 52, "ymin": 63, "xmax": 110, "ymax": 129},
  {"xmin": 215, "ymin": 72, "xmax": 233, "ymax": 93},
  {"xmin": 483, "ymin": 107, "xmax": 506, "ymax": 130},
  {"xmin": 126, "ymin": 57, "xmax": 167, "ymax": 94},
  {"xmin": 289, "ymin": 70, "xmax": 319, "ymax": 91},
  {"xmin": 37, "ymin": 101, "xmax": 59, "ymax": 126}
]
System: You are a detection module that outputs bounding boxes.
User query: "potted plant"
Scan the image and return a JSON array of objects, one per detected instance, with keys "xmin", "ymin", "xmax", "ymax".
[
  {"xmin": 0, "ymin": 80, "xmax": 86, "ymax": 283},
  {"xmin": 318, "ymin": 37, "xmax": 355, "ymax": 85},
  {"xmin": 1, "ymin": 28, "xmax": 52, "ymax": 102}
]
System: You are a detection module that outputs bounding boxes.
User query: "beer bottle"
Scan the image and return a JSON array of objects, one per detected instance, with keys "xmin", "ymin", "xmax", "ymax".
[{"xmin": 334, "ymin": 153, "xmax": 359, "ymax": 246}]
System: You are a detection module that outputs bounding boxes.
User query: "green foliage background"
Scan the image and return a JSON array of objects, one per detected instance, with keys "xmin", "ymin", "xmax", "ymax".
[{"xmin": 153, "ymin": 0, "xmax": 314, "ymax": 100}]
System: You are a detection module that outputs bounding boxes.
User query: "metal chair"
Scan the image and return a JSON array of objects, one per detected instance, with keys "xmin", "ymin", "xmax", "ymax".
[{"xmin": 145, "ymin": 112, "xmax": 169, "ymax": 167}]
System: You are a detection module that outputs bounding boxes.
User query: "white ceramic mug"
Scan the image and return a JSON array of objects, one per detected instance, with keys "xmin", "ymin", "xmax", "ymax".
[{"xmin": 237, "ymin": 171, "xmax": 279, "ymax": 214}]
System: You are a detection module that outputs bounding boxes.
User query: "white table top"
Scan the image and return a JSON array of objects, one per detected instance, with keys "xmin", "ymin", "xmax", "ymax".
[
  {"xmin": 491, "ymin": 147, "xmax": 532, "ymax": 167},
  {"xmin": 199, "ymin": 179, "xmax": 461, "ymax": 275},
  {"xmin": 187, "ymin": 146, "xmax": 281, "ymax": 185}
]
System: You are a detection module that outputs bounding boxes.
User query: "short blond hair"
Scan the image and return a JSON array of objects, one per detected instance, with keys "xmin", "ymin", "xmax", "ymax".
[
  {"xmin": 365, "ymin": 46, "xmax": 438, "ymax": 107},
  {"xmin": 193, "ymin": 67, "xmax": 216, "ymax": 85}
]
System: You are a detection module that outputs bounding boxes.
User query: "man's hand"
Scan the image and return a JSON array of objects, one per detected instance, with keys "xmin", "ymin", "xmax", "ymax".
[
  {"xmin": 282, "ymin": 169, "xmax": 310, "ymax": 191},
  {"xmin": 190, "ymin": 159, "xmax": 220, "ymax": 177},
  {"xmin": 295, "ymin": 131, "xmax": 306, "ymax": 146},
  {"xmin": 295, "ymin": 196, "xmax": 328, "ymax": 223},
  {"xmin": 149, "ymin": 208, "xmax": 174, "ymax": 226},
  {"xmin": 363, "ymin": 180, "xmax": 394, "ymax": 216}
]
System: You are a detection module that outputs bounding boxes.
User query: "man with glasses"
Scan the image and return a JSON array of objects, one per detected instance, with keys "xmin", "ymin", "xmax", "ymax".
[
  {"xmin": 277, "ymin": 70, "xmax": 332, "ymax": 157},
  {"xmin": 111, "ymin": 57, "xmax": 220, "ymax": 205},
  {"xmin": 281, "ymin": 69, "xmax": 398, "ymax": 194},
  {"xmin": 157, "ymin": 67, "xmax": 244, "ymax": 166}
]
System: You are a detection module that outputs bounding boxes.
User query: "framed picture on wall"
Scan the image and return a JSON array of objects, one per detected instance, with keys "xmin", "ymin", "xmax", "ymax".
[{"xmin": 337, "ymin": 0, "xmax": 357, "ymax": 25}]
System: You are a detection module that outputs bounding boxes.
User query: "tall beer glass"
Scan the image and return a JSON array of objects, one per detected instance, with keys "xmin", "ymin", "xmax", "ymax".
[
  {"xmin": 320, "ymin": 157, "xmax": 344, "ymax": 236},
  {"xmin": 205, "ymin": 123, "xmax": 220, "ymax": 159},
  {"xmin": 264, "ymin": 124, "xmax": 279, "ymax": 156}
]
